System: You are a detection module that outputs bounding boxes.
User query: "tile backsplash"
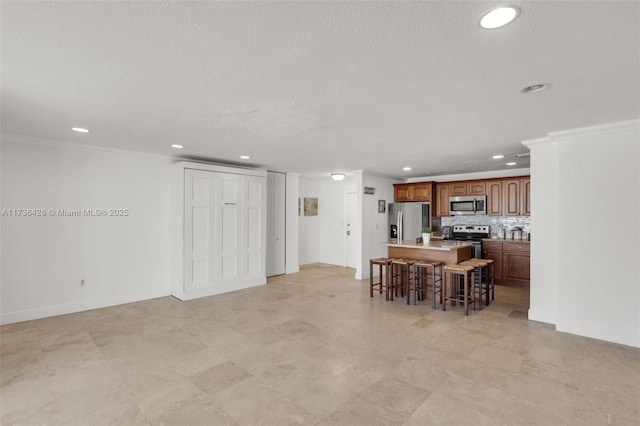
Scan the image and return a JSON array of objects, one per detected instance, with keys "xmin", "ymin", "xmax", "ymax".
[{"xmin": 441, "ymin": 215, "xmax": 531, "ymax": 237}]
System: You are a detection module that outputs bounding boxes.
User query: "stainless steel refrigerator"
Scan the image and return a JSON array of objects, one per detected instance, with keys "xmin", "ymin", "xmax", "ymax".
[{"xmin": 388, "ymin": 202, "xmax": 431, "ymax": 243}]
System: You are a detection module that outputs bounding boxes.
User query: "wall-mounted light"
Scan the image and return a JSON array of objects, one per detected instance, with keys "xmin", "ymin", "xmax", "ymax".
[{"xmin": 331, "ymin": 173, "xmax": 346, "ymax": 181}]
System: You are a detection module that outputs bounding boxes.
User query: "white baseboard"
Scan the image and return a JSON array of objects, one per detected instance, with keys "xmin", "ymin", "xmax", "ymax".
[
  {"xmin": 0, "ymin": 290, "xmax": 171, "ymax": 325},
  {"xmin": 285, "ymin": 265, "xmax": 300, "ymax": 274},
  {"xmin": 298, "ymin": 257, "xmax": 319, "ymax": 265}
]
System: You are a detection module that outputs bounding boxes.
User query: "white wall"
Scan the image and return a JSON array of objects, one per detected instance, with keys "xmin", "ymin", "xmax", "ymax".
[
  {"xmin": 298, "ymin": 176, "xmax": 357, "ymax": 266},
  {"xmin": 524, "ymin": 120, "xmax": 640, "ymax": 348},
  {"xmin": 359, "ymin": 172, "xmax": 399, "ymax": 280},
  {"xmin": 522, "ymin": 138, "xmax": 558, "ymax": 325},
  {"xmin": 1, "ymin": 135, "xmax": 172, "ymax": 324},
  {"xmin": 285, "ymin": 173, "xmax": 300, "ymax": 274}
]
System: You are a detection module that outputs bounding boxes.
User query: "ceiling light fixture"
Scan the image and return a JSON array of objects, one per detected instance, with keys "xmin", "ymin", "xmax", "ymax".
[
  {"xmin": 240, "ymin": 155, "xmax": 250, "ymax": 160},
  {"xmin": 479, "ymin": 6, "xmax": 520, "ymax": 29},
  {"xmin": 331, "ymin": 173, "xmax": 346, "ymax": 181},
  {"xmin": 71, "ymin": 127, "xmax": 89, "ymax": 133},
  {"xmin": 171, "ymin": 144, "xmax": 184, "ymax": 149},
  {"xmin": 506, "ymin": 162, "xmax": 517, "ymax": 166},
  {"xmin": 492, "ymin": 154, "xmax": 505, "ymax": 159},
  {"xmin": 403, "ymin": 167, "xmax": 412, "ymax": 171},
  {"xmin": 520, "ymin": 83, "xmax": 551, "ymax": 94}
]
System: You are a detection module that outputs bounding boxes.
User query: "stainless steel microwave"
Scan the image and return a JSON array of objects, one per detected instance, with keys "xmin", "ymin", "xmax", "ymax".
[{"xmin": 449, "ymin": 195, "xmax": 487, "ymax": 215}]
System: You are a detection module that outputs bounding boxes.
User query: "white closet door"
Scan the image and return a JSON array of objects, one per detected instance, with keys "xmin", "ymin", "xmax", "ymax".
[
  {"xmin": 266, "ymin": 172, "xmax": 286, "ymax": 277},
  {"xmin": 217, "ymin": 173, "xmax": 241, "ymax": 282},
  {"xmin": 245, "ymin": 175, "xmax": 265, "ymax": 279},
  {"xmin": 184, "ymin": 169, "xmax": 215, "ymax": 291}
]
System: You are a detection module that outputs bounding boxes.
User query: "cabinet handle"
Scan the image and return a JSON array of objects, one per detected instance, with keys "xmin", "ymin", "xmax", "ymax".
[{"xmin": 224, "ymin": 203, "xmax": 236, "ymax": 205}]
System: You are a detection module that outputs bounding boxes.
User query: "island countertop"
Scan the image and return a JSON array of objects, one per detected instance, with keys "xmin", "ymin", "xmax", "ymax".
[
  {"xmin": 380, "ymin": 240, "xmax": 473, "ymax": 251},
  {"xmin": 381, "ymin": 240, "xmax": 473, "ymax": 264}
]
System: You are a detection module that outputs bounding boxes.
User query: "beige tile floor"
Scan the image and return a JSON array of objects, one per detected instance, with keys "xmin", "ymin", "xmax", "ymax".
[{"xmin": 1, "ymin": 263, "xmax": 639, "ymax": 425}]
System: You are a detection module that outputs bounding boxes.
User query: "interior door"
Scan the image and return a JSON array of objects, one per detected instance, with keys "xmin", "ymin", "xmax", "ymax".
[
  {"xmin": 345, "ymin": 192, "xmax": 357, "ymax": 268},
  {"xmin": 266, "ymin": 172, "xmax": 286, "ymax": 277},
  {"xmin": 245, "ymin": 175, "xmax": 265, "ymax": 279}
]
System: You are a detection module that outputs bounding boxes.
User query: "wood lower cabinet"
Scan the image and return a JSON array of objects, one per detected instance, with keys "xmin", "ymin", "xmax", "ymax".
[
  {"xmin": 482, "ymin": 240, "xmax": 530, "ymax": 285},
  {"xmin": 436, "ymin": 183, "xmax": 449, "ymax": 216},
  {"xmin": 503, "ymin": 242, "xmax": 530, "ymax": 284},
  {"xmin": 482, "ymin": 240, "xmax": 504, "ymax": 280}
]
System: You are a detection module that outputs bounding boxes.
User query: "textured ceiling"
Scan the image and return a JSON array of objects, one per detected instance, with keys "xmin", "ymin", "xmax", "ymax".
[{"xmin": 2, "ymin": 1, "xmax": 639, "ymax": 179}]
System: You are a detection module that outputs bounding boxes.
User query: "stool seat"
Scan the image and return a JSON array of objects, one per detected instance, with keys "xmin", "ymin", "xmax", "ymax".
[
  {"xmin": 443, "ymin": 264, "xmax": 475, "ymax": 273},
  {"xmin": 370, "ymin": 258, "xmax": 391, "ymax": 266},
  {"xmin": 414, "ymin": 260, "xmax": 443, "ymax": 267}
]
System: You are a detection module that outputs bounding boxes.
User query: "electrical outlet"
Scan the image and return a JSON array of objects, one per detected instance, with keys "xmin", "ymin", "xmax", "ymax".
[{"xmin": 81, "ymin": 279, "xmax": 85, "ymax": 286}]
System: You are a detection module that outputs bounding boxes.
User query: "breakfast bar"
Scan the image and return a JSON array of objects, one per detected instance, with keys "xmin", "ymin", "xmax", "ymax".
[{"xmin": 380, "ymin": 240, "xmax": 473, "ymax": 264}]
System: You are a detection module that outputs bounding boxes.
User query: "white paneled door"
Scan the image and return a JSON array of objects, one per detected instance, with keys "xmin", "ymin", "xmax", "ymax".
[{"xmin": 266, "ymin": 172, "xmax": 286, "ymax": 277}]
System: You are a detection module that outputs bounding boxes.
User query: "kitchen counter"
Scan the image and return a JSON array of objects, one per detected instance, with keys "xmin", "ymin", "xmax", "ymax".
[{"xmin": 381, "ymin": 240, "xmax": 473, "ymax": 264}]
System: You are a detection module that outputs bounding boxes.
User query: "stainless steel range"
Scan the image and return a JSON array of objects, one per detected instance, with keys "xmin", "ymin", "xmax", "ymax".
[{"xmin": 447, "ymin": 225, "xmax": 490, "ymax": 258}]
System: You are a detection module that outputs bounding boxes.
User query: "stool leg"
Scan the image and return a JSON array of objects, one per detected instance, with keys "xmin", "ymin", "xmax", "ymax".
[
  {"xmin": 370, "ymin": 262, "xmax": 374, "ymax": 297},
  {"xmin": 442, "ymin": 271, "xmax": 447, "ymax": 312}
]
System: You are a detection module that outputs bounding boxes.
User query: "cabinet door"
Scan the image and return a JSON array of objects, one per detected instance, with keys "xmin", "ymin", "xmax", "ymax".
[
  {"xmin": 184, "ymin": 169, "xmax": 216, "ymax": 292},
  {"xmin": 467, "ymin": 181, "xmax": 486, "ymax": 195},
  {"xmin": 394, "ymin": 184, "xmax": 412, "ymax": 202},
  {"xmin": 487, "ymin": 181, "xmax": 502, "ymax": 216},
  {"xmin": 504, "ymin": 252, "xmax": 530, "ymax": 282},
  {"xmin": 520, "ymin": 177, "xmax": 531, "ymax": 216},
  {"xmin": 412, "ymin": 183, "xmax": 430, "ymax": 201},
  {"xmin": 450, "ymin": 183, "xmax": 467, "ymax": 196},
  {"xmin": 502, "ymin": 179, "xmax": 521, "ymax": 216},
  {"xmin": 245, "ymin": 176, "xmax": 266, "ymax": 280},
  {"xmin": 217, "ymin": 173, "xmax": 241, "ymax": 282},
  {"xmin": 483, "ymin": 249, "xmax": 503, "ymax": 280},
  {"xmin": 436, "ymin": 183, "xmax": 449, "ymax": 217}
]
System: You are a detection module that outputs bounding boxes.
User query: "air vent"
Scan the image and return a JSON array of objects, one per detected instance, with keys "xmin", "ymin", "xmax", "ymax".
[{"xmin": 514, "ymin": 153, "xmax": 530, "ymax": 158}]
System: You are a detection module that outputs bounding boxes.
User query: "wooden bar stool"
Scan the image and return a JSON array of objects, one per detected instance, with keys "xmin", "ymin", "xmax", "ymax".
[
  {"xmin": 412, "ymin": 261, "xmax": 443, "ymax": 309},
  {"xmin": 442, "ymin": 264, "xmax": 476, "ymax": 316},
  {"xmin": 461, "ymin": 258, "xmax": 495, "ymax": 307},
  {"xmin": 460, "ymin": 259, "xmax": 489, "ymax": 310},
  {"xmin": 389, "ymin": 259, "xmax": 415, "ymax": 304},
  {"xmin": 369, "ymin": 258, "xmax": 391, "ymax": 299}
]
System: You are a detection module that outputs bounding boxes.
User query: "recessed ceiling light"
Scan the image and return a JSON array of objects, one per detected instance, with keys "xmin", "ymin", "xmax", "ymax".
[
  {"xmin": 240, "ymin": 155, "xmax": 250, "ymax": 160},
  {"xmin": 479, "ymin": 6, "xmax": 520, "ymax": 29},
  {"xmin": 492, "ymin": 154, "xmax": 505, "ymax": 159},
  {"xmin": 71, "ymin": 127, "xmax": 89, "ymax": 133},
  {"xmin": 171, "ymin": 144, "xmax": 184, "ymax": 149},
  {"xmin": 403, "ymin": 167, "xmax": 412, "ymax": 171},
  {"xmin": 521, "ymin": 83, "xmax": 551, "ymax": 94},
  {"xmin": 331, "ymin": 173, "xmax": 346, "ymax": 181},
  {"xmin": 506, "ymin": 162, "xmax": 517, "ymax": 166}
]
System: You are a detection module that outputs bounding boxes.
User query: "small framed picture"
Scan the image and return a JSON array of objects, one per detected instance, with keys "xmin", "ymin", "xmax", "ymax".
[{"xmin": 378, "ymin": 200, "xmax": 386, "ymax": 214}]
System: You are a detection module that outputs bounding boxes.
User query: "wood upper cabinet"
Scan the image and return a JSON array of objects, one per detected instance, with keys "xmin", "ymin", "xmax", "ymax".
[
  {"xmin": 449, "ymin": 181, "xmax": 486, "ymax": 197},
  {"xmin": 502, "ymin": 179, "xmax": 521, "ymax": 216},
  {"xmin": 449, "ymin": 183, "xmax": 467, "ymax": 197},
  {"xmin": 502, "ymin": 177, "xmax": 530, "ymax": 216},
  {"xmin": 393, "ymin": 182, "xmax": 432, "ymax": 202},
  {"xmin": 520, "ymin": 177, "xmax": 531, "ymax": 216},
  {"xmin": 436, "ymin": 183, "xmax": 449, "ymax": 216},
  {"xmin": 487, "ymin": 180, "xmax": 502, "ymax": 216},
  {"xmin": 467, "ymin": 181, "xmax": 486, "ymax": 195}
]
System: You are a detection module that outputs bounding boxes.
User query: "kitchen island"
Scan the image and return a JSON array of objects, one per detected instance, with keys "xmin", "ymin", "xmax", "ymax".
[{"xmin": 380, "ymin": 240, "xmax": 473, "ymax": 264}]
